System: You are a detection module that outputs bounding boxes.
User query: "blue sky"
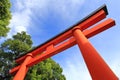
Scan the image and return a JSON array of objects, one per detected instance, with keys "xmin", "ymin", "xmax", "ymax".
[{"xmin": 2, "ymin": 0, "xmax": 120, "ymax": 79}]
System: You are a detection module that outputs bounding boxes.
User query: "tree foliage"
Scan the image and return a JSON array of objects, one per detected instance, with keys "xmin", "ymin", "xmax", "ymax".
[
  {"xmin": 0, "ymin": 31, "xmax": 33, "ymax": 79},
  {"xmin": 0, "ymin": 0, "xmax": 11, "ymax": 37},
  {"xmin": 0, "ymin": 0, "xmax": 66, "ymax": 79},
  {"xmin": 1, "ymin": 31, "xmax": 33, "ymax": 57},
  {"xmin": 0, "ymin": 31, "xmax": 66, "ymax": 80},
  {"xmin": 26, "ymin": 58, "xmax": 66, "ymax": 80}
]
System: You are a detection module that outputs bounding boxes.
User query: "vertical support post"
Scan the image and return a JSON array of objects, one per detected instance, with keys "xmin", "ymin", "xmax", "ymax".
[
  {"xmin": 73, "ymin": 27, "xmax": 118, "ymax": 80},
  {"xmin": 13, "ymin": 53, "xmax": 33, "ymax": 80}
]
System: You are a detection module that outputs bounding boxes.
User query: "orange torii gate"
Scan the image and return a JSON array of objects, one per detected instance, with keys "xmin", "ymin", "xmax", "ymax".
[{"xmin": 10, "ymin": 4, "xmax": 118, "ymax": 80}]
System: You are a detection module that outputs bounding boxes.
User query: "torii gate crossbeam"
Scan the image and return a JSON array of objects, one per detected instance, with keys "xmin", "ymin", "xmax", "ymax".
[{"xmin": 10, "ymin": 4, "xmax": 118, "ymax": 80}]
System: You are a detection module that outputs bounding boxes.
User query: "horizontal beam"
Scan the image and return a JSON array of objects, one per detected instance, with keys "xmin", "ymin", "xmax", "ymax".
[
  {"xmin": 83, "ymin": 18, "xmax": 115, "ymax": 38},
  {"xmin": 16, "ymin": 9, "xmax": 107, "ymax": 64},
  {"xmin": 27, "ymin": 37, "xmax": 76, "ymax": 67},
  {"xmin": 27, "ymin": 18, "xmax": 115, "ymax": 67},
  {"xmin": 10, "ymin": 18, "xmax": 115, "ymax": 74},
  {"xmin": 9, "ymin": 66, "xmax": 20, "ymax": 75}
]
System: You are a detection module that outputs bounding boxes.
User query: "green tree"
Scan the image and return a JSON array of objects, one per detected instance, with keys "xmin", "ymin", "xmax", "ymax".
[
  {"xmin": 0, "ymin": 0, "xmax": 11, "ymax": 37},
  {"xmin": 1, "ymin": 31, "xmax": 33, "ymax": 57},
  {"xmin": 0, "ymin": 31, "xmax": 33, "ymax": 79},
  {"xmin": 26, "ymin": 58, "xmax": 66, "ymax": 80},
  {"xmin": 0, "ymin": 31, "xmax": 66, "ymax": 80}
]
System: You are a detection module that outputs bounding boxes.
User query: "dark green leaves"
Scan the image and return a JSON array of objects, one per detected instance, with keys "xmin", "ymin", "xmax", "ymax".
[
  {"xmin": 0, "ymin": 0, "xmax": 11, "ymax": 37},
  {"xmin": 26, "ymin": 58, "xmax": 66, "ymax": 80},
  {"xmin": 1, "ymin": 31, "xmax": 33, "ymax": 57},
  {"xmin": 0, "ymin": 31, "xmax": 33, "ymax": 79}
]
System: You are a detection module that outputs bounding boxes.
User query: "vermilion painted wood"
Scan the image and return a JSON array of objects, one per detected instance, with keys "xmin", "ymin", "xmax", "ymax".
[
  {"xmin": 16, "ymin": 10, "xmax": 107, "ymax": 64},
  {"xmin": 83, "ymin": 18, "xmax": 115, "ymax": 38},
  {"xmin": 10, "ymin": 66, "xmax": 20, "ymax": 75},
  {"xmin": 10, "ymin": 18, "xmax": 115, "ymax": 75},
  {"xmin": 73, "ymin": 29, "xmax": 118, "ymax": 80},
  {"xmin": 13, "ymin": 54, "xmax": 32, "ymax": 80},
  {"xmin": 27, "ymin": 37, "xmax": 76, "ymax": 67},
  {"xmin": 25, "ymin": 19, "xmax": 116, "ymax": 67}
]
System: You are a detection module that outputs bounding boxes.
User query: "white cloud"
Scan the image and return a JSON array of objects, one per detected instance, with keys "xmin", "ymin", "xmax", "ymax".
[
  {"xmin": 8, "ymin": 0, "xmax": 33, "ymax": 38},
  {"xmin": 61, "ymin": 51, "xmax": 120, "ymax": 80},
  {"xmin": 63, "ymin": 60, "xmax": 91, "ymax": 80},
  {"xmin": 8, "ymin": 0, "xmax": 46, "ymax": 38},
  {"xmin": 56, "ymin": 46, "xmax": 92, "ymax": 80},
  {"xmin": 45, "ymin": 0, "xmax": 85, "ymax": 21},
  {"xmin": 56, "ymin": 46, "xmax": 120, "ymax": 80},
  {"xmin": 110, "ymin": 58, "xmax": 120, "ymax": 79},
  {"xmin": 8, "ymin": 0, "xmax": 85, "ymax": 38}
]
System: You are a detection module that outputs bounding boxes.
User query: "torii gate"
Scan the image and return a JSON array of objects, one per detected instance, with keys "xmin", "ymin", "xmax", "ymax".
[{"xmin": 9, "ymin": 4, "xmax": 118, "ymax": 80}]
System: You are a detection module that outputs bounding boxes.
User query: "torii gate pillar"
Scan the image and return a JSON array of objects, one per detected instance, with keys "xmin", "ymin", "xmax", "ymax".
[
  {"xmin": 73, "ymin": 28, "xmax": 118, "ymax": 80},
  {"xmin": 13, "ymin": 54, "xmax": 33, "ymax": 80}
]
